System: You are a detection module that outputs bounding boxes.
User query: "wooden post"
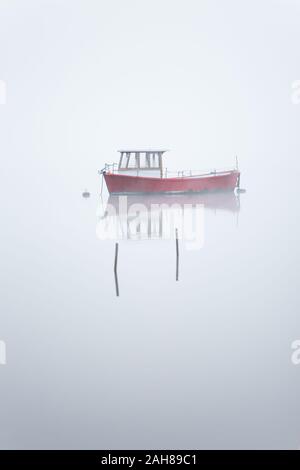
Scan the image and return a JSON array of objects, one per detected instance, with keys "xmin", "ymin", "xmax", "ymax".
[
  {"xmin": 114, "ymin": 271, "xmax": 119, "ymax": 297},
  {"xmin": 114, "ymin": 242, "xmax": 119, "ymax": 273},
  {"xmin": 175, "ymin": 228, "xmax": 179, "ymax": 281},
  {"xmin": 114, "ymin": 243, "xmax": 119, "ymax": 296}
]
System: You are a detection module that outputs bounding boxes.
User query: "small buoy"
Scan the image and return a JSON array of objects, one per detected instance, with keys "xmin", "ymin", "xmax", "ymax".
[
  {"xmin": 82, "ymin": 189, "xmax": 90, "ymax": 198},
  {"xmin": 237, "ymin": 188, "xmax": 246, "ymax": 194}
]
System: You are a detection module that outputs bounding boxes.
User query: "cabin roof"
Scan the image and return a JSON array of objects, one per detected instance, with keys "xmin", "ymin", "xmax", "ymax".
[{"xmin": 118, "ymin": 149, "xmax": 168, "ymax": 153}]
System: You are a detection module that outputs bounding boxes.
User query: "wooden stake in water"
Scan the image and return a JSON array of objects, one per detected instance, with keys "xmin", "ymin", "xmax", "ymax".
[
  {"xmin": 114, "ymin": 243, "xmax": 119, "ymax": 296},
  {"xmin": 175, "ymin": 228, "xmax": 179, "ymax": 281},
  {"xmin": 114, "ymin": 243, "xmax": 119, "ymax": 272}
]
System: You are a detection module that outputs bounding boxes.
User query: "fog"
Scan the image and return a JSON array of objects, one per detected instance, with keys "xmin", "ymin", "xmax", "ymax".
[{"xmin": 0, "ymin": 0, "xmax": 300, "ymax": 449}]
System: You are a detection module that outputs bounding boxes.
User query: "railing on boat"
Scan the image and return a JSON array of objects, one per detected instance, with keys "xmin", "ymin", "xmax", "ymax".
[
  {"xmin": 163, "ymin": 168, "xmax": 236, "ymax": 178},
  {"xmin": 102, "ymin": 163, "xmax": 119, "ymax": 173},
  {"xmin": 100, "ymin": 163, "xmax": 236, "ymax": 178}
]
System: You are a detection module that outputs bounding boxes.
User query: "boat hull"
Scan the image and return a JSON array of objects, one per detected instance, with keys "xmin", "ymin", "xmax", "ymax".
[{"xmin": 103, "ymin": 171, "xmax": 240, "ymax": 194}]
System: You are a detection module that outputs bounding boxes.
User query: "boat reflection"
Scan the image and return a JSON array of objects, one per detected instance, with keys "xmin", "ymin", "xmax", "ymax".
[
  {"xmin": 96, "ymin": 191, "xmax": 240, "ymax": 243},
  {"xmin": 106, "ymin": 191, "xmax": 240, "ymax": 214}
]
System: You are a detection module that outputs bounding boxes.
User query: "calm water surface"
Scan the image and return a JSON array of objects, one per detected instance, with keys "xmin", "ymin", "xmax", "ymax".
[{"xmin": 1, "ymin": 173, "xmax": 300, "ymax": 449}]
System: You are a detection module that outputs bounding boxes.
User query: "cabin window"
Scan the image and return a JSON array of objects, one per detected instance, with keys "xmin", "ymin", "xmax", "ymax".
[
  {"xmin": 139, "ymin": 153, "xmax": 147, "ymax": 168},
  {"xmin": 151, "ymin": 153, "xmax": 159, "ymax": 168},
  {"xmin": 125, "ymin": 152, "xmax": 131, "ymax": 168},
  {"xmin": 119, "ymin": 152, "xmax": 136, "ymax": 169},
  {"xmin": 119, "ymin": 153, "xmax": 126, "ymax": 169},
  {"xmin": 139, "ymin": 152, "xmax": 160, "ymax": 169},
  {"xmin": 119, "ymin": 151, "xmax": 162, "ymax": 170},
  {"xmin": 126, "ymin": 153, "xmax": 139, "ymax": 168}
]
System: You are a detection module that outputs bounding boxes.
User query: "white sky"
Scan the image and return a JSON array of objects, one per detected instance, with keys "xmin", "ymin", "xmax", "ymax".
[{"xmin": 0, "ymin": 0, "xmax": 300, "ymax": 191}]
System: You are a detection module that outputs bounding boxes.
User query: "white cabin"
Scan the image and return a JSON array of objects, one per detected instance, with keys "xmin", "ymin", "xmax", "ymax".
[{"xmin": 117, "ymin": 150, "xmax": 167, "ymax": 177}]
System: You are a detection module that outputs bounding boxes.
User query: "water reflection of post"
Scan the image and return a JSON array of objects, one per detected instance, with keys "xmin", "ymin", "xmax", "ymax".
[
  {"xmin": 175, "ymin": 228, "xmax": 179, "ymax": 281},
  {"xmin": 114, "ymin": 242, "xmax": 119, "ymax": 297}
]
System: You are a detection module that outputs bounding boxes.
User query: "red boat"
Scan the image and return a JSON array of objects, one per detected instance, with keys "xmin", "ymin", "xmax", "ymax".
[{"xmin": 101, "ymin": 150, "xmax": 240, "ymax": 194}]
